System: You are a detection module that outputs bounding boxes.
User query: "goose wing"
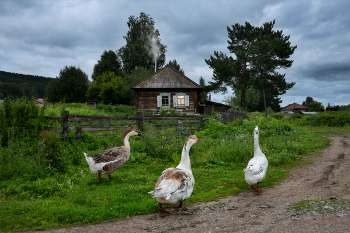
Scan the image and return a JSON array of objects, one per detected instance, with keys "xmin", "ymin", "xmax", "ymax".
[
  {"xmin": 101, "ymin": 155, "xmax": 128, "ymax": 173},
  {"xmin": 246, "ymin": 156, "xmax": 268, "ymax": 175},
  {"xmin": 149, "ymin": 168, "xmax": 194, "ymax": 200},
  {"xmin": 92, "ymin": 147, "xmax": 127, "ymax": 163}
]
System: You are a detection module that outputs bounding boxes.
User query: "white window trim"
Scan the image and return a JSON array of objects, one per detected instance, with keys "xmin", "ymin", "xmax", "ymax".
[
  {"xmin": 159, "ymin": 93, "xmax": 170, "ymax": 108},
  {"xmin": 176, "ymin": 93, "xmax": 186, "ymax": 109}
]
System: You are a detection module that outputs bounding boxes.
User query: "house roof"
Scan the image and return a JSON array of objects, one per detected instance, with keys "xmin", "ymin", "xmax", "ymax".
[
  {"xmin": 281, "ymin": 102, "xmax": 309, "ymax": 111},
  {"xmin": 34, "ymin": 99, "xmax": 44, "ymax": 104},
  {"xmin": 131, "ymin": 65, "xmax": 203, "ymax": 89},
  {"xmin": 199, "ymin": 100, "xmax": 231, "ymax": 107}
]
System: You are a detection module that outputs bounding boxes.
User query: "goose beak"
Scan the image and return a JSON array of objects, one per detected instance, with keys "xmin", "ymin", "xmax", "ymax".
[
  {"xmin": 138, "ymin": 133, "xmax": 144, "ymax": 138},
  {"xmin": 195, "ymin": 135, "xmax": 201, "ymax": 142}
]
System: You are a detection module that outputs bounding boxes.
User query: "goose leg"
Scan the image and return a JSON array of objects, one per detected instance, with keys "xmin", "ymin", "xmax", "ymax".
[
  {"xmin": 108, "ymin": 174, "xmax": 112, "ymax": 180},
  {"xmin": 175, "ymin": 201, "xmax": 186, "ymax": 208},
  {"xmin": 98, "ymin": 170, "xmax": 102, "ymax": 180},
  {"xmin": 254, "ymin": 182, "xmax": 261, "ymax": 193},
  {"xmin": 159, "ymin": 203, "xmax": 171, "ymax": 214},
  {"xmin": 251, "ymin": 185, "xmax": 255, "ymax": 191}
]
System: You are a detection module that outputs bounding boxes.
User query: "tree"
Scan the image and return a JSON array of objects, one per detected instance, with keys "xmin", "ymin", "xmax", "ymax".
[
  {"xmin": 86, "ymin": 71, "xmax": 126, "ymax": 105},
  {"xmin": 199, "ymin": 76, "xmax": 208, "ymax": 100},
  {"xmin": 46, "ymin": 66, "xmax": 89, "ymax": 103},
  {"xmin": 118, "ymin": 12, "xmax": 167, "ymax": 74},
  {"xmin": 205, "ymin": 20, "xmax": 296, "ymax": 113},
  {"xmin": 168, "ymin": 59, "xmax": 185, "ymax": 75},
  {"xmin": 92, "ymin": 50, "xmax": 123, "ymax": 81},
  {"xmin": 308, "ymin": 101, "xmax": 325, "ymax": 112},
  {"xmin": 302, "ymin": 96, "xmax": 314, "ymax": 107},
  {"xmin": 123, "ymin": 66, "xmax": 154, "ymax": 105}
]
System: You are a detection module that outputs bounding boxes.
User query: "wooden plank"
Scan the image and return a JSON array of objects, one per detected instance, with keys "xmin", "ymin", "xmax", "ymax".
[
  {"xmin": 78, "ymin": 124, "xmax": 136, "ymax": 132},
  {"xmin": 147, "ymin": 122, "xmax": 202, "ymax": 129},
  {"xmin": 68, "ymin": 115, "xmax": 141, "ymax": 122},
  {"xmin": 144, "ymin": 116, "xmax": 202, "ymax": 121},
  {"xmin": 46, "ymin": 116, "xmax": 61, "ymax": 121}
]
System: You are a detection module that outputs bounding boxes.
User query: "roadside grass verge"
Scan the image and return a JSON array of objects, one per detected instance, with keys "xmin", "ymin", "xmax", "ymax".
[{"xmin": 0, "ymin": 113, "xmax": 331, "ymax": 232}]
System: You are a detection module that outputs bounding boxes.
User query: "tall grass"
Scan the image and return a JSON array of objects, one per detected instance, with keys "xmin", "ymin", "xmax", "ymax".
[{"xmin": 281, "ymin": 111, "xmax": 350, "ymax": 127}]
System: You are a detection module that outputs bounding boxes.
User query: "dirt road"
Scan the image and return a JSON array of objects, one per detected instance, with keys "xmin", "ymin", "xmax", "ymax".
[{"xmin": 28, "ymin": 135, "xmax": 350, "ymax": 233}]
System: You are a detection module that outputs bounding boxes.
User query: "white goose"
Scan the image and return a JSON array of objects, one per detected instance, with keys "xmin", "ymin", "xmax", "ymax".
[
  {"xmin": 148, "ymin": 135, "xmax": 200, "ymax": 214},
  {"xmin": 84, "ymin": 129, "xmax": 143, "ymax": 180},
  {"xmin": 243, "ymin": 126, "xmax": 268, "ymax": 192}
]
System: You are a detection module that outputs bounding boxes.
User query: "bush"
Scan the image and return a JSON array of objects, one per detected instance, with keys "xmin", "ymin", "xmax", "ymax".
[{"xmin": 0, "ymin": 97, "xmax": 46, "ymax": 147}]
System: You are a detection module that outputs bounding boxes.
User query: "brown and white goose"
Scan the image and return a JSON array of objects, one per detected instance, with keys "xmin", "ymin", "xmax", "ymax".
[
  {"xmin": 84, "ymin": 129, "xmax": 143, "ymax": 180},
  {"xmin": 148, "ymin": 135, "xmax": 200, "ymax": 214}
]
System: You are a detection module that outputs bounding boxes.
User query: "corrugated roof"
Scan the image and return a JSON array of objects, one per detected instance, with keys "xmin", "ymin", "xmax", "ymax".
[
  {"xmin": 281, "ymin": 103, "xmax": 309, "ymax": 111},
  {"xmin": 131, "ymin": 65, "xmax": 203, "ymax": 89}
]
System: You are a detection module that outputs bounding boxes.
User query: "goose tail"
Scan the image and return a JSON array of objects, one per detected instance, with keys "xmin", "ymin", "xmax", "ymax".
[{"xmin": 84, "ymin": 153, "xmax": 94, "ymax": 164}]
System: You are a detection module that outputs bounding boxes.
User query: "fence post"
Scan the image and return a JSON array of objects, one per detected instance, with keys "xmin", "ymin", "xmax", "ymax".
[
  {"xmin": 178, "ymin": 120, "xmax": 183, "ymax": 129},
  {"xmin": 62, "ymin": 111, "xmax": 69, "ymax": 141},
  {"xmin": 76, "ymin": 126, "xmax": 82, "ymax": 139},
  {"xmin": 136, "ymin": 111, "xmax": 144, "ymax": 131}
]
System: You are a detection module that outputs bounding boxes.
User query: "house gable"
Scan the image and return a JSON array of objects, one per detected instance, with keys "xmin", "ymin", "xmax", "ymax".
[
  {"xmin": 281, "ymin": 103, "xmax": 309, "ymax": 112},
  {"xmin": 132, "ymin": 65, "xmax": 203, "ymax": 89}
]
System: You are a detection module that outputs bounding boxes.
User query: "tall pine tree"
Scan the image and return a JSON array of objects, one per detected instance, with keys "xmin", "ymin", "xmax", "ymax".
[{"xmin": 206, "ymin": 20, "xmax": 296, "ymax": 112}]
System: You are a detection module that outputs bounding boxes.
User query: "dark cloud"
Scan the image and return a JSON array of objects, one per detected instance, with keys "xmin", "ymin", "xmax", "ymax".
[
  {"xmin": 0, "ymin": 0, "xmax": 349, "ymax": 106},
  {"xmin": 298, "ymin": 61, "xmax": 350, "ymax": 81}
]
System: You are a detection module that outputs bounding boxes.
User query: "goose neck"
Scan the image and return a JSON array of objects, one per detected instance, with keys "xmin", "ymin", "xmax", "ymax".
[
  {"xmin": 177, "ymin": 143, "xmax": 192, "ymax": 171},
  {"xmin": 254, "ymin": 132, "xmax": 262, "ymax": 156},
  {"xmin": 123, "ymin": 134, "xmax": 131, "ymax": 148}
]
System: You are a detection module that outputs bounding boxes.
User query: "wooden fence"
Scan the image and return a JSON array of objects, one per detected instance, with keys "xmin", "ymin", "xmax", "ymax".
[
  {"xmin": 218, "ymin": 111, "xmax": 246, "ymax": 122},
  {"xmin": 46, "ymin": 111, "xmax": 206, "ymax": 140}
]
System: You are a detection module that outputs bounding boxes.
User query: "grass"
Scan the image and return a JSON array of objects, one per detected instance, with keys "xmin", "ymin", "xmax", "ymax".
[
  {"xmin": 0, "ymin": 105, "xmax": 336, "ymax": 232},
  {"xmin": 295, "ymin": 126, "xmax": 350, "ymax": 138},
  {"xmin": 288, "ymin": 199, "xmax": 350, "ymax": 216}
]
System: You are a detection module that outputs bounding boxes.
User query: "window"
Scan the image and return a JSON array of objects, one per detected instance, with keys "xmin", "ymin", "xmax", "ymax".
[
  {"xmin": 157, "ymin": 93, "xmax": 170, "ymax": 108},
  {"xmin": 177, "ymin": 95, "xmax": 185, "ymax": 108},
  {"xmin": 162, "ymin": 95, "xmax": 169, "ymax": 107},
  {"xmin": 173, "ymin": 93, "xmax": 189, "ymax": 109}
]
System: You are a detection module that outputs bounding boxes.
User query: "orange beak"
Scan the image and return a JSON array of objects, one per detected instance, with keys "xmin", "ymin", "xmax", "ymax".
[{"xmin": 195, "ymin": 135, "xmax": 201, "ymax": 142}]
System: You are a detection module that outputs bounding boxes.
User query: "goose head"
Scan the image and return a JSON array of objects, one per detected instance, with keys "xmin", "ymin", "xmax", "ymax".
[
  {"xmin": 123, "ymin": 129, "xmax": 143, "ymax": 139},
  {"xmin": 122, "ymin": 129, "xmax": 143, "ymax": 147},
  {"xmin": 184, "ymin": 135, "xmax": 201, "ymax": 150},
  {"xmin": 254, "ymin": 126, "xmax": 259, "ymax": 135}
]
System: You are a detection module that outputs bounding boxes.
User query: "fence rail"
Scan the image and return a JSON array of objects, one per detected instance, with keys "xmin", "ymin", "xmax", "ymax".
[
  {"xmin": 46, "ymin": 111, "xmax": 206, "ymax": 140},
  {"xmin": 45, "ymin": 110, "xmax": 246, "ymax": 140}
]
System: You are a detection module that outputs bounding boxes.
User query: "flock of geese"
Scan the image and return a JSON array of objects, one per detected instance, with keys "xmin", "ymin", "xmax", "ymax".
[{"xmin": 84, "ymin": 126, "xmax": 268, "ymax": 214}]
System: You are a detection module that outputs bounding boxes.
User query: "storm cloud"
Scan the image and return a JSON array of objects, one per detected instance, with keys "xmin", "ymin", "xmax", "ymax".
[{"xmin": 1, "ymin": 0, "xmax": 349, "ymax": 107}]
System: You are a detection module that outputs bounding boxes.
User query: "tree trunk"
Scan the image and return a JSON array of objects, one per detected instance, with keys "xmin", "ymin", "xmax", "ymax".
[
  {"xmin": 262, "ymin": 86, "xmax": 268, "ymax": 118},
  {"xmin": 241, "ymin": 60, "xmax": 247, "ymax": 111}
]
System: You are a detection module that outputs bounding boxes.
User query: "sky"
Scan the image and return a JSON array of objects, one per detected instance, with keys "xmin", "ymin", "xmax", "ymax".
[{"xmin": 1, "ymin": 0, "xmax": 349, "ymax": 107}]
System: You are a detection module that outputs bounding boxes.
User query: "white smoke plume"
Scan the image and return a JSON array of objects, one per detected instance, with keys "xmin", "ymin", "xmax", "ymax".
[{"xmin": 149, "ymin": 34, "xmax": 160, "ymax": 63}]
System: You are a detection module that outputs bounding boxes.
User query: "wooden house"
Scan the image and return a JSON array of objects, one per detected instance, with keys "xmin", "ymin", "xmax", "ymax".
[{"xmin": 131, "ymin": 65, "xmax": 204, "ymax": 114}]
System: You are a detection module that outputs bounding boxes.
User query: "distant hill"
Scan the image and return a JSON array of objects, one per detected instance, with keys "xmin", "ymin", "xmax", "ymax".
[{"xmin": 0, "ymin": 71, "xmax": 54, "ymax": 99}]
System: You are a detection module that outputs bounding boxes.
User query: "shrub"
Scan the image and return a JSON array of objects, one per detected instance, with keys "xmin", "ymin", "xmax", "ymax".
[{"xmin": 0, "ymin": 97, "xmax": 46, "ymax": 147}]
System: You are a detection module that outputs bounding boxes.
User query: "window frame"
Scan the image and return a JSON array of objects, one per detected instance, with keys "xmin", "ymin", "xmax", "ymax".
[
  {"xmin": 176, "ymin": 93, "xmax": 186, "ymax": 109},
  {"xmin": 160, "ymin": 93, "xmax": 170, "ymax": 108}
]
